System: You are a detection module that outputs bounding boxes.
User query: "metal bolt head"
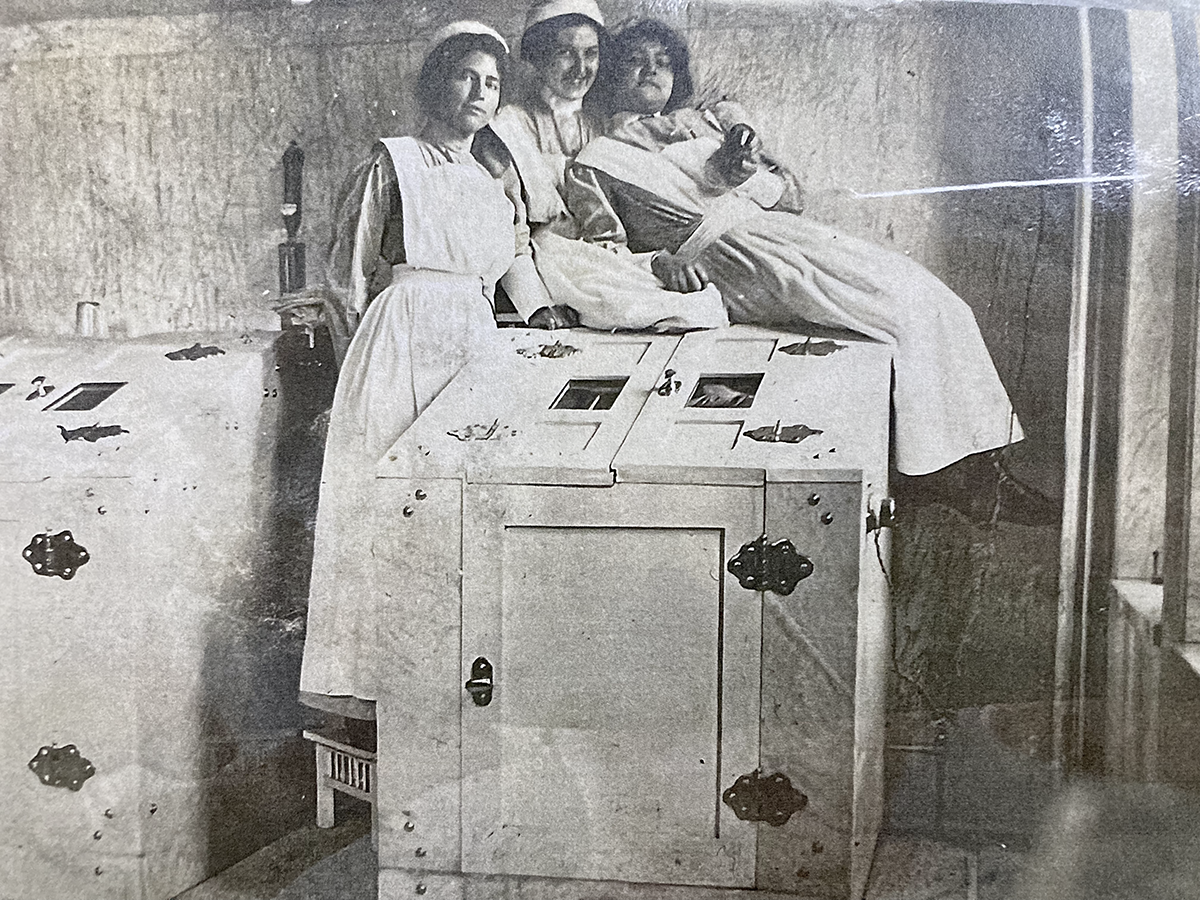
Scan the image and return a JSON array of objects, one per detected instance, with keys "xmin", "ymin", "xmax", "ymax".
[
  {"xmin": 414, "ymin": 489, "xmax": 427, "ymax": 501},
  {"xmin": 404, "ymin": 820, "xmax": 416, "ymax": 832},
  {"xmin": 415, "ymin": 883, "xmax": 427, "ymax": 895},
  {"xmin": 402, "ymin": 506, "xmax": 415, "ymax": 518},
  {"xmin": 807, "ymin": 493, "xmax": 820, "ymax": 506},
  {"xmin": 820, "ymin": 511, "xmax": 834, "ymax": 525},
  {"xmin": 415, "ymin": 847, "xmax": 427, "ymax": 858}
]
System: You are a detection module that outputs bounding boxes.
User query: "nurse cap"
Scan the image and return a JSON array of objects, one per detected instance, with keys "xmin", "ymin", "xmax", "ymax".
[
  {"xmin": 524, "ymin": 0, "xmax": 605, "ymax": 33},
  {"xmin": 428, "ymin": 20, "xmax": 510, "ymax": 55}
]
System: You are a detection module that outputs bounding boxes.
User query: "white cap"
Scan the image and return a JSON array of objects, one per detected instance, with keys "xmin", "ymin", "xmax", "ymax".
[
  {"xmin": 428, "ymin": 20, "xmax": 510, "ymax": 55},
  {"xmin": 523, "ymin": 0, "xmax": 604, "ymax": 33}
]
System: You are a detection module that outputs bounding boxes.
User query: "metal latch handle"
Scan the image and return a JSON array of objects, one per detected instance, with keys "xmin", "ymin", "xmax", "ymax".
[
  {"xmin": 655, "ymin": 369, "xmax": 681, "ymax": 396},
  {"xmin": 465, "ymin": 657, "xmax": 493, "ymax": 707}
]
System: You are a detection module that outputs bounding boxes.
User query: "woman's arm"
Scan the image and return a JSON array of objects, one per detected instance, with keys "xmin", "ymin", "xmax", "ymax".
[
  {"xmin": 568, "ymin": 161, "xmax": 712, "ymax": 294},
  {"xmin": 490, "ymin": 151, "xmax": 577, "ymax": 329},
  {"xmin": 349, "ymin": 150, "xmax": 405, "ymax": 314},
  {"xmin": 564, "ymin": 164, "xmax": 631, "ymax": 250},
  {"xmin": 703, "ymin": 103, "xmax": 805, "ymax": 214}
]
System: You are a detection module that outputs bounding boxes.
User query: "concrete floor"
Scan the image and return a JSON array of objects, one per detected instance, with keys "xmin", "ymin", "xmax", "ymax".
[
  {"xmin": 177, "ymin": 705, "xmax": 1051, "ymax": 900},
  {"xmin": 175, "ymin": 814, "xmax": 1025, "ymax": 900}
]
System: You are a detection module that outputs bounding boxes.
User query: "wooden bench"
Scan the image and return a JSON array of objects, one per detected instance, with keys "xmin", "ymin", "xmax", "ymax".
[{"xmin": 303, "ymin": 729, "xmax": 377, "ymax": 845}]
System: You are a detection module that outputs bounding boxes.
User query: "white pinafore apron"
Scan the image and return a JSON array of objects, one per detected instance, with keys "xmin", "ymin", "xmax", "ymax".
[{"xmin": 301, "ymin": 137, "xmax": 514, "ymax": 710}]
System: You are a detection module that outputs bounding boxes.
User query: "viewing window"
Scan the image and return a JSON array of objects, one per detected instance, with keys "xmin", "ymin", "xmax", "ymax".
[
  {"xmin": 43, "ymin": 382, "xmax": 126, "ymax": 412},
  {"xmin": 686, "ymin": 374, "xmax": 764, "ymax": 409},
  {"xmin": 551, "ymin": 378, "xmax": 629, "ymax": 411}
]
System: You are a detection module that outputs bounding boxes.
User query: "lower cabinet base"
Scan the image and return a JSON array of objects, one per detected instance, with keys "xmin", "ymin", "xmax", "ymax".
[{"xmin": 378, "ymin": 869, "xmax": 824, "ymax": 900}]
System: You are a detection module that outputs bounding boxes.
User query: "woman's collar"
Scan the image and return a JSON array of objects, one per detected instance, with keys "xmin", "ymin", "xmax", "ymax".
[
  {"xmin": 608, "ymin": 109, "xmax": 670, "ymax": 130},
  {"xmin": 418, "ymin": 121, "xmax": 476, "ymax": 159},
  {"xmin": 536, "ymin": 85, "xmax": 585, "ymax": 118}
]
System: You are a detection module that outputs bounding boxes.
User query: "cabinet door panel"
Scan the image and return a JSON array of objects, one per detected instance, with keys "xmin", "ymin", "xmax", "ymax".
[
  {"xmin": 612, "ymin": 326, "xmax": 891, "ymax": 486},
  {"xmin": 462, "ymin": 484, "xmax": 761, "ymax": 888}
]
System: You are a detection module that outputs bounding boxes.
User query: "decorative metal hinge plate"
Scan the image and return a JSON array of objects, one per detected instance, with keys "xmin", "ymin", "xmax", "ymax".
[
  {"xmin": 165, "ymin": 342, "xmax": 225, "ymax": 361},
  {"xmin": 447, "ymin": 419, "xmax": 517, "ymax": 442},
  {"xmin": 727, "ymin": 535, "xmax": 813, "ymax": 596},
  {"xmin": 722, "ymin": 770, "xmax": 808, "ymax": 826},
  {"xmin": 517, "ymin": 341, "xmax": 580, "ymax": 359},
  {"xmin": 778, "ymin": 338, "xmax": 846, "ymax": 357},
  {"xmin": 23, "ymin": 531, "xmax": 90, "ymax": 579},
  {"xmin": 58, "ymin": 423, "xmax": 129, "ymax": 443},
  {"xmin": 29, "ymin": 744, "xmax": 96, "ymax": 791}
]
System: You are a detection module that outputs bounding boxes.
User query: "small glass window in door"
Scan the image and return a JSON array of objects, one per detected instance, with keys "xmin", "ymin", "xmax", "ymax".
[
  {"xmin": 43, "ymin": 382, "xmax": 126, "ymax": 412},
  {"xmin": 686, "ymin": 374, "xmax": 764, "ymax": 409},
  {"xmin": 551, "ymin": 377, "xmax": 628, "ymax": 411}
]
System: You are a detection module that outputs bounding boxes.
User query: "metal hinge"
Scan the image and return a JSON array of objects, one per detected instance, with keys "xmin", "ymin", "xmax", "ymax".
[
  {"xmin": 722, "ymin": 770, "xmax": 808, "ymax": 825},
  {"xmin": 727, "ymin": 534, "xmax": 814, "ymax": 596}
]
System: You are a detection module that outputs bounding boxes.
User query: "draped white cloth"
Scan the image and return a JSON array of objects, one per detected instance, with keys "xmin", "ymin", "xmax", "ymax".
[{"xmin": 571, "ymin": 119, "xmax": 1023, "ymax": 476}]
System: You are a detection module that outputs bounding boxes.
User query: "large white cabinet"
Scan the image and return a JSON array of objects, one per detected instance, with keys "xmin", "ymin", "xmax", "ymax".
[
  {"xmin": 370, "ymin": 326, "xmax": 892, "ymax": 900},
  {"xmin": 0, "ymin": 332, "xmax": 305, "ymax": 900}
]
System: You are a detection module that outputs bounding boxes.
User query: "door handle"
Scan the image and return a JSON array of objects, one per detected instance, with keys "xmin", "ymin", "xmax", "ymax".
[
  {"xmin": 655, "ymin": 369, "xmax": 680, "ymax": 396},
  {"xmin": 465, "ymin": 656, "xmax": 493, "ymax": 707}
]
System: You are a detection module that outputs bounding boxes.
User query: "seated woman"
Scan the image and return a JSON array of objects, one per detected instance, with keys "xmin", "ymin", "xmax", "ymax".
[
  {"xmin": 568, "ymin": 18, "xmax": 1027, "ymax": 488},
  {"xmin": 300, "ymin": 22, "xmax": 549, "ymax": 719},
  {"xmin": 482, "ymin": 0, "xmax": 727, "ymax": 332}
]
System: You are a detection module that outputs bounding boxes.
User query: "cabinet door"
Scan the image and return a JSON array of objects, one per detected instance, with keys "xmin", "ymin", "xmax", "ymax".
[
  {"xmin": 612, "ymin": 326, "xmax": 891, "ymax": 486},
  {"xmin": 461, "ymin": 483, "xmax": 762, "ymax": 887}
]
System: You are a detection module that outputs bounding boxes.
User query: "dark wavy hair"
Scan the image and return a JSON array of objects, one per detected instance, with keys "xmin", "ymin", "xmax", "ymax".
[
  {"xmin": 416, "ymin": 32, "xmax": 509, "ymax": 121},
  {"xmin": 520, "ymin": 13, "xmax": 607, "ymax": 70},
  {"xmin": 592, "ymin": 18, "xmax": 694, "ymax": 115}
]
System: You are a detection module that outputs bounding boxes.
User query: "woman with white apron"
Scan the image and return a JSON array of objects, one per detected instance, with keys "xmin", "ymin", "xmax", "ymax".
[{"xmin": 300, "ymin": 22, "xmax": 550, "ymax": 719}]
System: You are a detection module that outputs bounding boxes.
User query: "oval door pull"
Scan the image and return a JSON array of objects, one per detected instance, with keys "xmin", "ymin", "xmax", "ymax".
[{"xmin": 465, "ymin": 657, "xmax": 493, "ymax": 707}]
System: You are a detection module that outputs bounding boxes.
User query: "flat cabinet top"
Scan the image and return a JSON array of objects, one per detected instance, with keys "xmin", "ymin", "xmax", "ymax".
[
  {"xmin": 379, "ymin": 326, "xmax": 891, "ymax": 487},
  {"xmin": 0, "ymin": 331, "xmax": 277, "ymax": 479}
]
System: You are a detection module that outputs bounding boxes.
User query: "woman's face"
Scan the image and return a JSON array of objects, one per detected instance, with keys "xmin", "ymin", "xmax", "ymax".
[
  {"xmin": 437, "ymin": 49, "xmax": 502, "ymax": 138},
  {"xmin": 536, "ymin": 23, "xmax": 600, "ymax": 102},
  {"xmin": 612, "ymin": 39, "xmax": 674, "ymax": 115}
]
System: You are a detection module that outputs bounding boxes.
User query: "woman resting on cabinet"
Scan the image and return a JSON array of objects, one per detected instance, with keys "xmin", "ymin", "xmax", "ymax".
[
  {"xmin": 568, "ymin": 18, "xmax": 1052, "ymax": 518},
  {"xmin": 481, "ymin": 0, "xmax": 727, "ymax": 332},
  {"xmin": 300, "ymin": 21, "xmax": 551, "ymax": 720}
]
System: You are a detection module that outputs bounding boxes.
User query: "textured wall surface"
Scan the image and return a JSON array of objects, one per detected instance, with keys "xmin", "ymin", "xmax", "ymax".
[{"xmin": 0, "ymin": 0, "xmax": 1087, "ymax": 733}]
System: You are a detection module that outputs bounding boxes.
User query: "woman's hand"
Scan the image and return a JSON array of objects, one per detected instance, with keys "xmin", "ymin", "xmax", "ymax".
[
  {"xmin": 528, "ymin": 305, "xmax": 580, "ymax": 330},
  {"xmin": 652, "ymin": 251, "xmax": 711, "ymax": 293},
  {"xmin": 710, "ymin": 123, "xmax": 764, "ymax": 188}
]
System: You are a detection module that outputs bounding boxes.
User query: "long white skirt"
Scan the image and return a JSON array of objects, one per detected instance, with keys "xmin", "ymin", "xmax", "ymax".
[
  {"xmin": 300, "ymin": 268, "xmax": 501, "ymax": 711},
  {"xmin": 705, "ymin": 212, "xmax": 1023, "ymax": 475}
]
